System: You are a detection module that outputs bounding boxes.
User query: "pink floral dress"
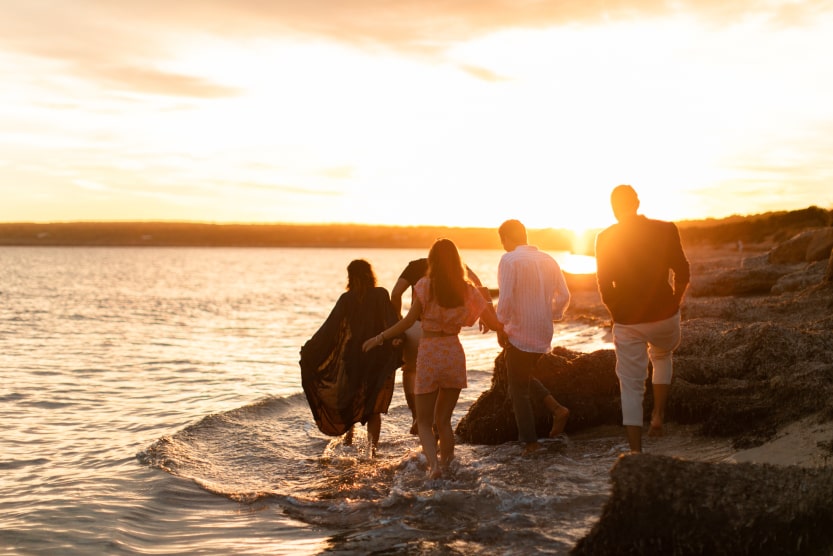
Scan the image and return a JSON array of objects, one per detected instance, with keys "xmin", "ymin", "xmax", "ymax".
[{"xmin": 412, "ymin": 278, "xmax": 487, "ymax": 394}]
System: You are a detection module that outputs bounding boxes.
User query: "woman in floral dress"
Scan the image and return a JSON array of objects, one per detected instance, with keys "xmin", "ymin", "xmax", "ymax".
[{"xmin": 363, "ymin": 239, "xmax": 503, "ymax": 479}]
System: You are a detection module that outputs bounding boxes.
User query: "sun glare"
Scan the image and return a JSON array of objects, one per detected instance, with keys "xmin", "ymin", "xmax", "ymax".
[{"xmin": 2, "ymin": 8, "xmax": 832, "ymax": 226}]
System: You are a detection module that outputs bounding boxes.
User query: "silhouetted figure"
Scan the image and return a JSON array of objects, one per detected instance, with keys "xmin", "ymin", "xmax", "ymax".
[
  {"xmin": 300, "ymin": 259, "xmax": 402, "ymax": 454},
  {"xmin": 595, "ymin": 185, "xmax": 690, "ymax": 453}
]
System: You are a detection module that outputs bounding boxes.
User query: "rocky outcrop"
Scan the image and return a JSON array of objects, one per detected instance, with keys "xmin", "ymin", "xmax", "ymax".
[
  {"xmin": 455, "ymin": 347, "xmax": 619, "ymax": 444},
  {"xmin": 571, "ymin": 453, "xmax": 833, "ymax": 555},
  {"xmin": 769, "ymin": 227, "xmax": 833, "ymax": 264},
  {"xmin": 671, "ymin": 317, "xmax": 833, "ymax": 448},
  {"xmin": 457, "ymin": 307, "xmax": 833, "ymax": 449},
  {"xmin": 689, "ymin": 264, "xmax": 800, "ymax": 296},
  {"xmin": 458, "ymin": 238, "xmax": 833, "ymax": 449},
  {"xmin": 687, "ymin": 229, "xmax": 833, "ymax": 297}
]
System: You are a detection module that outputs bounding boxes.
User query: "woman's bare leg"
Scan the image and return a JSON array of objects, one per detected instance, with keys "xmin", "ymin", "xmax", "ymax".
[
  {"xmin": 367, "ymin": 413, "xmax": 381, "ymax": 455},
  {"xmin": 434, "ymin": 388, "xmax": 461, "ymax": 470},
  {"xmin": 415, "ymin": 391, "xmax": 441, "ymax": 478}
]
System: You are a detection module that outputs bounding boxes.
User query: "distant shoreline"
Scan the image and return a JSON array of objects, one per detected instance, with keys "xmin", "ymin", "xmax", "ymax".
[
  {"xmin": 0, "ymin": 206, "xmax": 830, "ymax": 251},
  {"xmin": 0, "ymin": 222, "xmax": 573, "ymax": 251}
]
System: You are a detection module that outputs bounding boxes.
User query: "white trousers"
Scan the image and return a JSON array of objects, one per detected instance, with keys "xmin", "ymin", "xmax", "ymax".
[{"xmin": 613, "ymin": 312, "xmax": 681, "ymax": 426}]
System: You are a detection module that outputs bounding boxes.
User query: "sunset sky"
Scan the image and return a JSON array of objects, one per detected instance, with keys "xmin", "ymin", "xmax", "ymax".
[{"xmin": 2, "ymin": 1, "xmax": 832, "ymax": 232}]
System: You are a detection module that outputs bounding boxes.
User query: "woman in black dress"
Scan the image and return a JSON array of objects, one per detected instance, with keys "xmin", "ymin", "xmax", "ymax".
[{"xmin": 300, "ymin": 259, "xmax": 402, "ymax": 453}]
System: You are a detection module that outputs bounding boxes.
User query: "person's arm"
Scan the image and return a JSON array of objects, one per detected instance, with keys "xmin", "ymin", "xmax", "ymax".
[
  {"xmin": 669, "ymin": 224, "xmax": 691, "ymax": 306},
  {"xmin": 551, "ymin": 263, "xmax": 571, "ymax": 321},
  {"xmin": 464, "ymin": 264, "xmax": 494, "ymax": 332},
  {"xmin": 465, "ymin": 265, "xmax": 483, "ymax": 287},
  {"xmin": 362, "ymin": 296, "xmax": 422, "ymax": 352},
  {"xmin": 495, "ymin": 258, "xmax": 513, "ymax": 326},
  {"xmin": 479, "ymin": 302, "xmax": 507, "ymax": 347},
  {"xmin": 389, "ymin": 277, "xmax": 410, "ymax": 317},
  {"xmin": 476, "ymin": 286, "xmax": 495, "ymax": 333},
  {"xmin": 594, "ymin": 232, "xmax": 616, "ymax": 313}
]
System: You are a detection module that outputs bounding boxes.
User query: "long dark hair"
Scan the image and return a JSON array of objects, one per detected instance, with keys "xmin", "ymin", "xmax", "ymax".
[
  {"xmin": 346, "ymin": 259, "xmax": 376, "ymax": 295},
  {"xmin": 427, "ymin": 238, "xmax": 466, "ymax": 308}
]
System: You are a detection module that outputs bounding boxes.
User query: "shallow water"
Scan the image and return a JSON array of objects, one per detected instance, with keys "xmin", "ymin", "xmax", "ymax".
[{"xmin": 0, "ymin": 246, "xmax": 733, "ymax": 554}]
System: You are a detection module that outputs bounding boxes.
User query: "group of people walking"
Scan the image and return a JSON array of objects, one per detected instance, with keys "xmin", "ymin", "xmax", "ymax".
[{"xmin": 299, "ymin": 185, "xmax": 690, "ymax": 479}]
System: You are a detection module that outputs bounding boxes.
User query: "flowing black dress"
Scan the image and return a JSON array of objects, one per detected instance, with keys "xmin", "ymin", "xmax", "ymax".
[{"xmin": 299, "ymin": 287, "xmax": 403, "ymax": 436}]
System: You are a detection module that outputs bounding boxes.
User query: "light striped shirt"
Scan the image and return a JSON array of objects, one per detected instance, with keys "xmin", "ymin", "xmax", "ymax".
[{"xmin": 496, "ymin": 245, "xmax": 571, "ymax": 353}]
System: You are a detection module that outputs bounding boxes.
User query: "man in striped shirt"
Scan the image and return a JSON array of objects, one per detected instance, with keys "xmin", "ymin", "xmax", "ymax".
[{"xmin": 497, "ymin": 219, "xmax": 572, "ymax": 454}]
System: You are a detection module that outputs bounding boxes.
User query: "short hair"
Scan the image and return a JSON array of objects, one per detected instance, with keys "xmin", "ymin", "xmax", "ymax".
[
  {"xmin": 610, "ymin": 185, "xmax": 639, "ymax": 212},
  {"xmin": 498, "ymin": 219, "xmax": 527, "ymax": 244}
]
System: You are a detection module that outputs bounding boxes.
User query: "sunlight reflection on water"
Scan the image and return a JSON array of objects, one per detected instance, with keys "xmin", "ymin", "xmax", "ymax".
[{"xmin": 0, "ymin": 246, "xmax": 610, "ymax": 556}]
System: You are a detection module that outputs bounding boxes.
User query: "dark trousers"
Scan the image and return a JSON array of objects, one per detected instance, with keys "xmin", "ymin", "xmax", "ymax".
[{"xmin": 505, "ymin": 343, "xmax": 551, "ymax": 443}]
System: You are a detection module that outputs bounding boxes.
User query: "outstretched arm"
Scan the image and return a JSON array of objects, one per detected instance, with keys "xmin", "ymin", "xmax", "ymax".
[
  {"xmin": 363, "ymin": 296, "xmax": 422, "ymax": 352},
  {"xmin": 479, "ymin": 303, "xmax": 507, "ymax": 347}
]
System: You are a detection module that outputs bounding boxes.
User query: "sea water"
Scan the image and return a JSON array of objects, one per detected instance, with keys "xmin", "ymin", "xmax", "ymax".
[{"xmin": 0, "ymin": 246, "xmax": 637, "ymax": 555}]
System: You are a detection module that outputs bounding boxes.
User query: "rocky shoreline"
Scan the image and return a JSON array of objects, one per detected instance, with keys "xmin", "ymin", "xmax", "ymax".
[{"xmin": 456, "ymin": 230, "xmax": 833, "ymax": 554}]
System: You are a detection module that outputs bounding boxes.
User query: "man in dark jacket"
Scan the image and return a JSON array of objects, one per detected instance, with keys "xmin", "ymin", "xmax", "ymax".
[{"xmin": 595, "ymin": 185, "xmax": 690, "ymax": 452}]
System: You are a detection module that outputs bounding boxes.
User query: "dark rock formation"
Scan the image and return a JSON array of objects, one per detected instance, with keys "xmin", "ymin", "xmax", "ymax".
[
  {"xmin": 455, "ymin": 347, "xmax": 619, "ymax": 444},
  {"xmin": 689, "ymin": 264, "xmax": 800, "ymax": 296},
  {"xmin": 689, "ymin": 228, "xmax": 833, "ymax": 297},
  {"xmin": 571, "ymin": 453, "xmax": 833, "ymax": 555},
  {"xmin": 807, "ymin": 228, "xmax": 833, "ymax": 262},
  {"xmin": 769, "ymin": 227, "xmax": 833, "ymax": 264}
]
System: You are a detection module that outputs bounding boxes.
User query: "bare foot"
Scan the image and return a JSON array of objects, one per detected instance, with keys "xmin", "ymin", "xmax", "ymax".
[
  {"xmin": 549, "ymin": 407, "xmax": 570, "ymax": 438},
  {"xmin": 343, "ymin": 427, "xmax": 354, "ymax": 446},
  {"xmin": 440, "ymin": 455, "xmax": 455, "ymax": 472},
  {"xmin": 409, "ymin": 421, "xmax": 418, "ymax": 435},
  {"xmin": 522, "ymin": 442, "xmax": 541, "ymax": 455},
  {"xmin": 648, "ymin": 420, "xmax": 664, "ymax": 437},
  {"xmin": 428, "ymin": 466, "xmax": 443, "ymax": 480}
]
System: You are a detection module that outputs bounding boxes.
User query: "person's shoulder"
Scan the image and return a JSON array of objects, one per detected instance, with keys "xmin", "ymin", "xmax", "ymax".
[
  {"xmin": 645, "ymin": 217, "xmax": 679, "ymax": 233},
  {"xmin": 402, "ymin": 258, "xmax": 428, "ymax": 274}
]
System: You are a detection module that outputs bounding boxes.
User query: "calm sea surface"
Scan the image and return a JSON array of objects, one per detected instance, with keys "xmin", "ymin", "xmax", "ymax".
[{"xmin": 1, "ymin": 246, "xmax": 660, "ymax": 555}]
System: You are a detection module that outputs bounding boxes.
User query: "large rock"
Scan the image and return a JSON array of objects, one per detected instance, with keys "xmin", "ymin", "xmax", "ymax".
[
  {"xmin": 689, "ymin": 264, "xmax": 799, "ymax": 297},
  {"xmin": 772, "ymin": 260, "xmax": 828, "ymax": 293},
  {"xmin": 670, "ymin": 313, "xmax": 833, "ymax": 448},
  {"xmin": 769, "ymin": 229, "xmax": 816, "ymax": 264},
  {"xmin": 769, "ymin": 227, "xmax": 833, "ymax": 264},
  {"xmin": 572, "ymin": 453, "xmax": 833, "ymax": 555},
  {"xmin": 455, "ymin": 347, "xmax": 619, "ymax": 444},
  {"xmin": 807, "ymin": 227, "xmax": 833, "ymax": 262}
]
